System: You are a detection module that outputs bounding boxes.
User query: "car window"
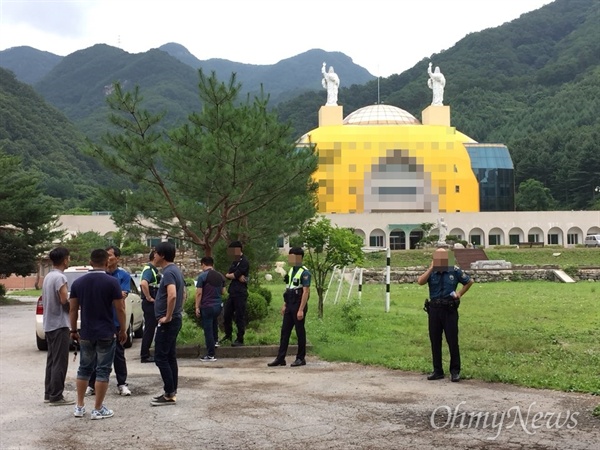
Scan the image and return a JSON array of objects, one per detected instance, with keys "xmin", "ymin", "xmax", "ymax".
[
  {"xmin": 65, "ymin": 272, "xmax": 89, "ymax": 289},
  {"xmin": 129, "ymin": 278, "xmax": 140, "ymax": 296}
]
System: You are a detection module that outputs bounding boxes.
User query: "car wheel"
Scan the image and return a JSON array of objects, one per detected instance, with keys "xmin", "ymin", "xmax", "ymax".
[
  {"xmin": 134, "ymin": 317, "xmax": 144, "ymax": 338},
  {"xmin": 124, "ymin": 318, "xmax": 134, "ymax": 349},
  {"xmin": 36, "ymin": 334, "xmax": 48, "ymax": 351}
]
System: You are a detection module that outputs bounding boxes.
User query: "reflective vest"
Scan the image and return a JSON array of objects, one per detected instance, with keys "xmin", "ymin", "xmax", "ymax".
[
  {"xmin": 141, "ymin": 264, "xmax": 160, "ymax": 288},
  {"xmin": 287, "ymin": 266, "xmax": 308, "ymax": 290}
]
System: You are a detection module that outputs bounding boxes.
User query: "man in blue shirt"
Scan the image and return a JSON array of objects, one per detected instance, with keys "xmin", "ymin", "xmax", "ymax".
[
  {"xmin": 195, "ymin": 256, "xmax": 226, "ymax": 361},
  {"xmin": 86, "ymin": 246, "xmax": 132, "ymax": 396},
  {"xmin": 151, "ymin": 242, "xmax": 185, "ymax": 406},
  {"xmin": 417, "ymin": 248, "xmax": 474, "ymax": 382},
  {"xmin": 268, "ymin": 247, "xmax": 311, "ymax": 368},
  {"xmin": 70, "ymin": 249, "xmax": 126, "ymax": 419}
]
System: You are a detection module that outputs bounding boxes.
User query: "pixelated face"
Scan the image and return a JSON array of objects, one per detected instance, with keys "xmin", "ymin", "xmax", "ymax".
[
  {"xmin": 227, "ymin": 247, "xmax": 242, "ymax": 261},
  {"xmin": 432, "ymin": 251, "xmax": 449, "ymax": 270},
  {"xmin": 288, "ymin": 254, "xmax": 302, "ymax": 265}
]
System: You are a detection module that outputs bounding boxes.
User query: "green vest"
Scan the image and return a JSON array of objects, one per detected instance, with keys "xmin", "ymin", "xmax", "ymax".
[
  {"xmin": 141, "ymin": 264, "xmax": 159, "ymax": 288},
  {"xmin": 287, "ymin": 266, "xmax": 308, "ymax": 290}
]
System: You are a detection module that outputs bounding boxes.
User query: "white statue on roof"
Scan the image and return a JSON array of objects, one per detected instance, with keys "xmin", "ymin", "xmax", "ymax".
[
  {"xmin": 322, "ymin": 62, "xmax": 340, "ymax": 106},
  {"xmin": 427, "ymin": 62, "xmax": 446, "ymax": 106}
]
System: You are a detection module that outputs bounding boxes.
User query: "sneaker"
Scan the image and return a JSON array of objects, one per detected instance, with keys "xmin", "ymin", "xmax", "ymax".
[
  {"xmin": 73, "ymin": 405, "xmax": 86, "ymax": 418},
  {"xmin": 151, "ymin": 394, "xmax": 176, "ymax": 406},
  {"xmin": 48, "ymin": 396, "xmax": 75, "ymax": 406},
  {"xmin": 90, "ymin": 405, "xmax": 114, "ymax": 420},
  {"xmin": 44, "ymin": 396, "xmax": 49, "ymax": 403},
  {"xmin": 214, "ymin": 340, "xmax": 220, "ymax": 348},
  {"xmin": 85, "ymin": 386, "xmax": 95, "ymax": 396},
  {"xmin": 221, "ymin": 335, "xmax": 232, "ymax": 343},
  {"xmin": 199, "ymin": 355, "xmax": 217, "ymax": 362},
  {"xmin": 118, "ymin": 384, "xmax": 131, "ymax": 396},
  {"xmin": 151, "ymin": 391, "xmax": 176, "ymax": 401},
  {"xmin": 232, "ymin": 340, "xmax": 244, "ymax": 347}
]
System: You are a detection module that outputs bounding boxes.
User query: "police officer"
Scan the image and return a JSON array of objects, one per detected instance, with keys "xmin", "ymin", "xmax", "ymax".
[
  {"xmin": 140, "ymin": 250, "xmax": 161, "ymax": 363},
  {"xmin": 417, "ymin": 248, "xmax": 474, "ymax": 382},
  {"xmin": 223, "ymin": 241, "xmax": 250, "ymax": 346},
  {"xmin": 268, "ymin": 247, "xmax": 311, "ymax": 367}
]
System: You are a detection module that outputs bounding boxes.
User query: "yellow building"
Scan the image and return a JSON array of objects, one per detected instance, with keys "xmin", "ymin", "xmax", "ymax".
[{"xmin": 299, "ymin": 104, "xmax": 481, "ymax": 214}]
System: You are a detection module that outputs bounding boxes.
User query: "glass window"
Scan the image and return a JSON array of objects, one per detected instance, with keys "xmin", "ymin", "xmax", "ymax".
[{"xmin": 369, "ymin": 235, "xmax": 384, "ymax": 247}]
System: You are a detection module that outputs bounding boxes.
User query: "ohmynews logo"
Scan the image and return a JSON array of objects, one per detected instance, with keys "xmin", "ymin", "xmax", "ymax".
[{"xmin": 430, "ymin": 401, "xmax": 579, "ymax": 440}]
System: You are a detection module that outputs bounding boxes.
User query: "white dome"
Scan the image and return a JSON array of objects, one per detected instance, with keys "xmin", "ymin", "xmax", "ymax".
[{"xmin": 343, "ymin": 104, "xmax": 420, "ymax": 125}]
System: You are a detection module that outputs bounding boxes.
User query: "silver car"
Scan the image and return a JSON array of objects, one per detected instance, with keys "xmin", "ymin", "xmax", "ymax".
[{"xmin": 35, "ymin": 266, "xmax": 144, "ymax": 350}]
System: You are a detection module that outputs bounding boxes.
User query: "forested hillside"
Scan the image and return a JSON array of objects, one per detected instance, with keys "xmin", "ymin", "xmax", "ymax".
[
  {"xmin": 34, "ymin": 44, "xmax": 201, "ymax": 141},
  {"xmin": 276, "ymin": 0, "xmax": 600, "ymax": 210},
  {"xmin": 160, "ymin": 44, "xmax": 375, "ymax": 103},
  {"xmin": 0, "ymin": 68, "xmax": 113, "ymax": 210},
  {"xmin": 0, "ymin": 46, "xmax": 62, "ymax": 84}
]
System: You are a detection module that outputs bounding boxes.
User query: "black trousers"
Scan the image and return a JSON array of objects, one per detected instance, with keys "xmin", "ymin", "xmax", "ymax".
[
  {"xmin": 223, "ymin": 294, "xmax": 247, "ymax": 342},
  {"xmin": 428, "ymin": 306, "xmax": 460, "ymax": 375},
  {"xmin": 276, "ymin": 303, "xmax": 307, "ymax": 361},
  {"xmin": 141, "ymin": 300, "xmax": 157, "ymax": 359},
  {"xmin": 44, "ymin": 327, "xmax": 70, "ymax": 402}
]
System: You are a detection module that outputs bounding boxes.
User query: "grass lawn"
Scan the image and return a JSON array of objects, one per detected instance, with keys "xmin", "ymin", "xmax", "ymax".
[{"xmin": 182, "ymin": 280, "xmax": 599, "ymax": 395}]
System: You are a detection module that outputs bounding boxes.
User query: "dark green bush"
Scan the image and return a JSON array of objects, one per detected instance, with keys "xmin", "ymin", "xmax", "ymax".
[
  {"xmin": 0, "ymin": 283, "xmax": 6, "ymax": 298},
  {"xmin": 184, "ymin": 290, "xmax": 267, "ymax": 326},
  {"xmin": 246, "ymin": 291, "xmax": 268, "ymax": 323},
  {"xmin": 253, "ymin": 285, "xmax": 273, "ymax": 306}
]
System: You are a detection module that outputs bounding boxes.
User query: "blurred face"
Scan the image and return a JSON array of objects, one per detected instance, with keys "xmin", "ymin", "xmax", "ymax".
[
  {"xmin": 227, "ymin": 247, "xmax": 242, "ymax": 261},
  {"xmin": 288, "ymin": 254, "xmax": 302, "ymax": 266},
  {"xmin": 432, "ymin": 250, "xmax": 449, "ymax": 270}
]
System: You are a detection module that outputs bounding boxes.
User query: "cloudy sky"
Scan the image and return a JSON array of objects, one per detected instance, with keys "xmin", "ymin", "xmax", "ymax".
[{"xmin": 0, "ymin": 0, "xmax": 552, "ymax": 77}]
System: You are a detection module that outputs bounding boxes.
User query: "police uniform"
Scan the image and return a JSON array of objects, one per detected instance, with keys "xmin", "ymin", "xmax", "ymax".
[
  {"xmin": 426, "ymin": 265, "xmax": 471, "ymax": 378},
  {"xmin": 140, "ymin": 262, "xmax": 161, "ymax": 362},
  {"xmin": 273, "ymin": 265, "xmax": 311, "ymax": 365},
  {"xmin": 223, "ymin": 254, "xmax": 250, "ymax": 344}
]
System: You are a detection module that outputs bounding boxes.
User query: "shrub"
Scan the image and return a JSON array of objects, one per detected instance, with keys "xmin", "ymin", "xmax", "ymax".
[
  {"xmin": 0, "ymin": 283, "xmax": 5, "ymax": 298},
  {"xmin": 246, "ymin": 291, "xmax": 268, "ymax": 323},
  {"xmin": 184, "ymin": 289, "xmax": 267, "ymax": 327},
  {"xmin": 339, "ymin": 300, "xmax": 362, "ymax": 333},
  {"xmin": 183, "ymin": 295, "xmax": 200, "ymax": 326},
  {"xmin": 252, "ymin": 285, "xmax": 273, "ymax": 306}
]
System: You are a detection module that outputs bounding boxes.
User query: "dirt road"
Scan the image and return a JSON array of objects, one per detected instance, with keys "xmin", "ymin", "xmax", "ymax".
[{"xmin": 1, "ymin": 300, "xmax": 598, "ymax": 449}]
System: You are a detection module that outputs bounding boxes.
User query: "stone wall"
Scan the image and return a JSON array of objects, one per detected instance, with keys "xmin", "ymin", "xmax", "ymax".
[{"xmin": 359, "ymin": 267, "xmax": 600, "ymax": 284}]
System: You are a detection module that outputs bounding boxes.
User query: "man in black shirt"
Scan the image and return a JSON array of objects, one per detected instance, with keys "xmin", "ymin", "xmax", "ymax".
[{"xmin": 222, "ymin": 241, "xmax": 250, "ymax": 346}]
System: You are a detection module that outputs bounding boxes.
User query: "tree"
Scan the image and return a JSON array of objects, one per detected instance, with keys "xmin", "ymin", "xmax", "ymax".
[
  {"xmin": 88, "ymin": 71, "xmax": 318, "ymax": 255},
  {"xmin": 516, "ymin": 178, "xmax": 556, "ymax": 211},
  {"xmin": 63, "ymin": 231, "xmax": 108, "ymax": 265},
  {"xmin": 0, "ymin": 152, "xmax": 61, "ymax": 277},
  {"xmin": 298, "ymin": 217, "xmax": 364, "ymax": 318}
]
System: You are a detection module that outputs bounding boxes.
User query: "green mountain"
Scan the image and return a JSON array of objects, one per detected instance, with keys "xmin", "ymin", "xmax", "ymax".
[
  {"xmin": 275, "ymin": 0, "xmax": 600, "ymax": 210},
  {"xmin": 0, "ymin": 46, "xmax": 62, "ymax": 84},
  {"xmin": 33, "ymin": 44, "xmax": 201, "ymax": 141},
  {"xmin": 159, "ymin": 43, "xmax": 375, "ymax": 103},
  {"xmin": 0, "ymin": 67, "xmax": 114, "ymax": 210}
]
